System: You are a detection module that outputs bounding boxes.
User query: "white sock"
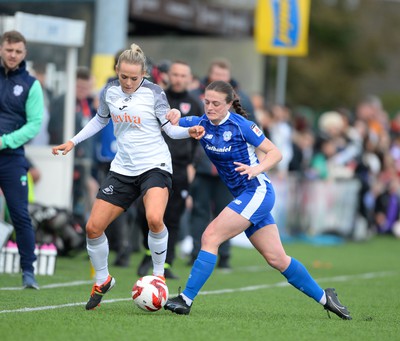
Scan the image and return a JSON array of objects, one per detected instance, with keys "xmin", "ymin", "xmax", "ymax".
[
  {"xmin": 319, "ymin": 291, "xmax": 327, "ymax": 305},
  {"xmin": 148, "ymin": 226, "xmax": 168, "ymax": 276},
  {"xmin": 181, "ymin": 293, "xmax": 193, "ymax": 306},
  {"xmin": 86, "ymin": 233, "xmax": 109, "ymax": 285}
]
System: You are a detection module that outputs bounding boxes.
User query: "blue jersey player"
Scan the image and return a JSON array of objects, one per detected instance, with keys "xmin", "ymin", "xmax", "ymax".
[{"xmin": 164, "ymin": 80, "xmax": 352, "ymax": 320}]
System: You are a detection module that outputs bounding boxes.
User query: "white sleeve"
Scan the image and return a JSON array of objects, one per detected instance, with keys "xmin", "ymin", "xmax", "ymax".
[
  {"xmin": 71, "ymin": 115, "xmax": 110, "ymax": 145},
  {"xmin": 162, "ymin": 122, "xmax": 190, "ymax": 139}
]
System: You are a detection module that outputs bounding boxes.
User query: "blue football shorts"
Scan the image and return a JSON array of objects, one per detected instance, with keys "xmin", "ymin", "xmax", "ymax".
[{"xmin": 227, "ymin": 180, "xmax": 276, "ymax": 238}]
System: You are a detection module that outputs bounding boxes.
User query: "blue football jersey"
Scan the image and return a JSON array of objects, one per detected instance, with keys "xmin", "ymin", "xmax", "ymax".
[{"xmin": 180, "ymin": 112, "xmax": 270, "ymax": 197}]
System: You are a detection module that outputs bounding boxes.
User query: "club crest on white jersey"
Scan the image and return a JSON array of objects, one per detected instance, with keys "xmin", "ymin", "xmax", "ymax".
[{"xmin": 102, "ymin": 185, "xmax": 114, "ymax": 195}]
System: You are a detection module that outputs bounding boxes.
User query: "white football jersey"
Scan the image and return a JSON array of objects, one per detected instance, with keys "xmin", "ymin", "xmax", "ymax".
[{"xmin": 97, "ymin": 78, "xmax": 172, "ymax": 176}]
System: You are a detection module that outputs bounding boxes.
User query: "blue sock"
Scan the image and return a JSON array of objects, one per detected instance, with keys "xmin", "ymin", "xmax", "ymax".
[
  {"xmin": 282, "ymin": 258, "xmax": 324, "ymax": 302},
  {"xmin": 183, "ymin": 250, "xmax": 217, "ymax": 301}
]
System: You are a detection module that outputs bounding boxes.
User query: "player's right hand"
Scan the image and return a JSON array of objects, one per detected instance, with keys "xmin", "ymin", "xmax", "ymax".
[
  {"xmin": 189, "ymin": 125, "xmax": 205, "ymax": 140},
  {"xmin": 52, "ymin": 141, "xmax": 75, "ymax": 155}
]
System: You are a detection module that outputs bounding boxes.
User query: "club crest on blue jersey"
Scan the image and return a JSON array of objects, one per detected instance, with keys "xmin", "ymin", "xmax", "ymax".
[
  {"xmin": 250, "ymin": 123, "xmax": 263, "ymax": 137},
  {"xmin": 223, "ymin": 131, "xmax": 232, "ymax": 142}
]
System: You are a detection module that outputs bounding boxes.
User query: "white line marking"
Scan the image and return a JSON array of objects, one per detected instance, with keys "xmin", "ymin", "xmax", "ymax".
[
  {"xmin": 200, "ymin": 271, "xmax": 397, "ymax": 296},
  {"xmin": 0, "ymin": 271, "xmax": 396, "ymax": 314},
  {"xmin": 0, "ymin": 267, "xmax": 269, "ymax": 291},
  {"xmin": 0, "ymin": 280, "xmax": 93, "ymax": 291},
  {"xmin": 0, "ymin": 298, "xmax": 129, "ymax": 314}
]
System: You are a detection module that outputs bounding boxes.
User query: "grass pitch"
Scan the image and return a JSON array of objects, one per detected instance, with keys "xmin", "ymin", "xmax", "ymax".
[{"xmin": 0, "ymin": 235, "xmax": 399, "ymax": 341}]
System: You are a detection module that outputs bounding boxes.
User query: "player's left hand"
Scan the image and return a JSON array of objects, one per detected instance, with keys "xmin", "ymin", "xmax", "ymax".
[
  {"xmin": 166, "ymin": 108, "xmax": 181, "ymax": 125},
  {"xmin": 233, "ymin": 162, "xmax": 260, "ymax": 180},
  {"xmin": 189, "ymin": 125, "xmax": 205, "ymax": 140}
]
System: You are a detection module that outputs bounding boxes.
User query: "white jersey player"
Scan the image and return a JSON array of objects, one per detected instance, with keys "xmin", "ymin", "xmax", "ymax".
[{"xmin": 52, "ymin": 43, "xmax": 204, "ymax": 310}]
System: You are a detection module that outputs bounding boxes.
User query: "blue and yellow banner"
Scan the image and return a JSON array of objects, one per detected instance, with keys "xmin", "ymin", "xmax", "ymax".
[{"xmin": 255, "ymin": 0, "xmax": 311, "ymax": 56}]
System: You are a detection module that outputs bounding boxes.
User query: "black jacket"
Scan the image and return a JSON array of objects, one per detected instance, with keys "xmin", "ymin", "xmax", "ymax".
[{"xmin": 163, "ymin": 89, "xmax": 202, "ymax": 178}]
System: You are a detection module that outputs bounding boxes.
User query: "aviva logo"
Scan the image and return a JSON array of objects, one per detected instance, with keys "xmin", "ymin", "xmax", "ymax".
[
  {"xmin": 111, "ymin": 112, "xmax": 141, "ymax": 124},
  {"xmin": 272, "ymin": 0, "xmax": 299, "ymax": 47}
]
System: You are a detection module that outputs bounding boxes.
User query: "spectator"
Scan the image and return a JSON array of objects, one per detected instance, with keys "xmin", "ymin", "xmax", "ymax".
[
  {"xmin": 269, "ymin": 104, "xmax": 293, "ymax": 177},
  {"xmin": 374, "ymin": 178, "xmax": 400, "ymax": 235},
  {"xmin": 151, "ymin": 59, "xmax": 171, "ymax": 90},
  {"xmin": 355, "ymin": 95, "xmax": 388, "ymax": 146},
  {"xmin": 251, "ymin": 93, "xmax": 272, "ymax": 139},
  {"xmin": 389, "ymin": 133, "xmax": 400, "ymax": 176},
  {"xmin": 390, "ymin": 110, "xmax": 400, "ymax": 136},
  {"xmin": 315, "ymin": 110, "xmax": 355, "ymax": 179},
  {"xmin": 191, "ymin": 58, "xmax": 255, "ymax": 121},
  {"xmin": 0, "ymin": 30, "xmax": 44, "ymax": 289},
  {"xmin": 354, "ymin": 121, "xmax": 382, "ymax": 228},
  {"xmin": 291, "ymin": 129, "xmax": 315, "ymax": 175},
  {"xmin": 309, "ymin": 136, "xmax": 337, "ymax": 180}
]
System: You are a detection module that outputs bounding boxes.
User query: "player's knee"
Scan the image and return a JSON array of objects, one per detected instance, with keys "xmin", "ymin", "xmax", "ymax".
[
  {"xmin": 85, "ymin": 220, "xmax": 103, "ymax": 239},
  {"xmin": 266, "ymin": 253, "xmax": 290, "ymax": 272},
  {"xmin": 146, "ymin": 213, "xmax": 164, "ymax": 233},
  {"xmin": 201, "ymin": 229, "xmax": 221, "ymax": 249}
]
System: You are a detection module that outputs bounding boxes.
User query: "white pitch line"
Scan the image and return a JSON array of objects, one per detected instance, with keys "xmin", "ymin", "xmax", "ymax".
[
  {"xmin": 0, "ymin": 280, "xmax": 94, "ymax": 291},
  {"xmin": 0, "ymin": 270, "xmax": 396, "ymax": 314},
  {"xmin": 199, "ymin": 271, "xmax": 397, "ymax": 296},
  {"xmin": 0, "ymin": 267, "xmax": 269, "ymax": 291},
  {"xmin": 0, "ymin": 298, "xmax": 129, "ymax": 314}
]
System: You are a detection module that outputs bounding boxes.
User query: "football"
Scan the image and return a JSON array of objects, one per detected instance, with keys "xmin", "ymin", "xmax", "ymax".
[{"xmin": 132, "ymin": 275, "xmax": 169, "ymax": 312}]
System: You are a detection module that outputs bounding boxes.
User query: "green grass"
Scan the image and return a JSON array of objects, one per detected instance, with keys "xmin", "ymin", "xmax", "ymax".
[{"xmin": 0, "ymin": 235, "xmax": 399, "ymax": 341}]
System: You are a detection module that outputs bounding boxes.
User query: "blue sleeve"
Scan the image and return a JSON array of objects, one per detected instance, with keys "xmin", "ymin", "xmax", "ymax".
[
  {"xmin": 241, "ymin": 121, "xmax": 265, "ymax": 147},
  {"xmin": 179, "ymin": 115, "xmax": 202, "ymax": 127}
]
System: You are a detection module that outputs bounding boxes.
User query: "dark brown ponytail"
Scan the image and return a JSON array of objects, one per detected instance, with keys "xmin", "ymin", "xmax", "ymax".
[{"xmin": 232, "ymin": 98, "xmax": 248, "ymax": 119}]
